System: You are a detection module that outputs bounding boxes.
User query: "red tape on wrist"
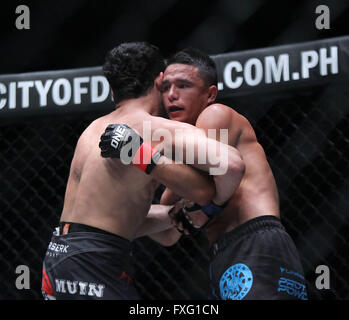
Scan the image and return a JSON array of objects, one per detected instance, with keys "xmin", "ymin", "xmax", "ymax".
[{"xmin": 132, "ymin": 142, "xmax": 158, "ymax": 173}]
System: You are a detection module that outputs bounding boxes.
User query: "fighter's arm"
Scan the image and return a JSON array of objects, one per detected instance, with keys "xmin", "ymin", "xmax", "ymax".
[
  {"xmin": 100, "ymin": 124, "xmax": 215, "ymax": 205},
  {"xmin": 147, "ymin": 228, "xmax": 181, "ymax": 246},
  {"xmin": 134, "ymin": 204, "xmax": 174, "ymax": 238},
  {"xmin": 159, "ymin": 187, "xmax": 181, "ymax": 205},
  {"xmin": 139, "ymin": 190, "xmax": 183, "ymax": 246},
  {"xmin": 150, "ymin": 158, "xmax": 214, "ymax": 206},
  {"xmin": 137, "ymin": 198, "xmax": 183, "ymax": 246},
  {"xmin": 142, "ymin": 106, "xmax": 246, "ymax": 241},
  {"xmin": 154, "ymin": 117, "xmax": 245, "ymax": 206},
  {"xmin": 195, "ymin": 104, "xmax": 245, "ymax": 204},
  {"xmin": 140, "ymin": 108, "xmax": 245, "ymax": 241},
  {"xmin": 144, "ymin": 111, "xmax": 245, "ymax": 239},
  {"xmin": 195, "ymin": 104, "xmax": 238, "ymax": 143},
  {"xmin": 134, "ymin": 187, "xmax": 182, "ymax": 243}
]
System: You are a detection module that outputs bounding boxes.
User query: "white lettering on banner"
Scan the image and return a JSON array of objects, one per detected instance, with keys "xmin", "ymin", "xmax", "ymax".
[
  {"xmin": 221, "ymin": 46, "xmax": 339, "ymax": 90},
  {"xmin": 320, "ymin": 47, "xmax": 338, "ymax": 76},
  {"xmin": 0, "ymin": 46, "xmax": 340, "ymax": 111},
  {"xmin": 0, "ymin": 76, "xmax": 111, "ymax": 110},
  {"xmin": 73, "ymin": 76, "xmax": 89, "ymax": 104},
  {"xmin": 91, "ymin": 76, "xmax": 110, "ymax": 103},
  {"xmin": 0, "ymin": 82, "xmax": 6, "ymax": 109},
  {"xmin": 223, "ymin": 61, "xmax": 243, "ymax": 89},
  {"xmin": 244, "ymin": 58, "xmax": 263, "ymax": 86},
  {"xmin": 301, "ymin": 50, "xmax": 319, "ymax": 79},
  {"xmin": 265, "ymin": 54, "xmax": 290, "ymax": 83},
  {"xmin": 52, "ymin": 78, "xmax": 71, "ymax": 105},
  {"xmin": 9, "ymin": 82, "xmax": 16, "ymax": 109},
  {"xmin": 17, "ymin": 81, "xmax": 34, "ymax": 108},
  {"xmin": 35, "ymin": 80, "xmax": 53, "ymax": 107}
]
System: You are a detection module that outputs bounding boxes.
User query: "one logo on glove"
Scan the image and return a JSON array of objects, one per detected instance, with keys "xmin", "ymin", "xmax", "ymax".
[
  {"xmin": 110, "ymin": 125, "xmax": 126, "ymax": 149},
  {"xmin": 100, "ymin": 124, "xmax": 160, "ymax": 174},
  {"xmin": 99, "ymin": 124, "xmax": 142, "ymax": 163},
  {"xmin": 100, "ymin": 121, "xmax": 230, "ymax": 175},
  {"xmin": 219, "ymin": 263, "xmax": 253, "ymax": 300}
]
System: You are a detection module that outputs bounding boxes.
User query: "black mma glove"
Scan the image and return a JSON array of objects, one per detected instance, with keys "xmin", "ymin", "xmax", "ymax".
[
  {"xmin": 99, "ymin": 124, "xmax": 162, "ymax": 174},
  {"xmin": 171, "ymin": 205, "xmax": 202, "ymax": 236},
  {"xmin": 172, "ymin": 201, "xmax": 227, "ymax": 235}
]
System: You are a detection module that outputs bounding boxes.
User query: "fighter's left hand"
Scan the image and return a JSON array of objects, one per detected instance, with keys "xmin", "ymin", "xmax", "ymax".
[{"xmin": 183, "ymin": 201, "xmax": 210, "ymax": 228}]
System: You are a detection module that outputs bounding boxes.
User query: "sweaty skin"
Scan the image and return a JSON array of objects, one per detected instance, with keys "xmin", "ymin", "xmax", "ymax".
[
  {"xmin": 196, "ymin": 104, "xmax": 280, "ymax": 244},
  {"xmin": 157, "ymin": 63, "xmax": 280, "ymax": 246},
  {"xmin": 60, "ymin": 110, "xmax": 162, "ymax": 241},
  {"xmin": 60, "ymin": 110, "xmax": 212, "ymax": 240},
  {"xmin": 60, "ymin": 76, "xmax": 243, "ymax": 241}
]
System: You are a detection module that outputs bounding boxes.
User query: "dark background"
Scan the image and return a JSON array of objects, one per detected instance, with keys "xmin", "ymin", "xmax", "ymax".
[
  {"xmin": 1, "ymin": 0, "xmax": 349, "ymax": 300},
  {"xmin": 0, "ymin": 0, "xmax": 349, "ymax": 74}
]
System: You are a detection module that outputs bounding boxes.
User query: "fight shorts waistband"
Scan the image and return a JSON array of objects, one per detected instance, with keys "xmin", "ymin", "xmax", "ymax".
[
  {"xmin": 59, "ymin": 221, "xmax": 130, "ymax": 243},
  {"xmin": 210, "ymin": 215, "xmax": 284, "ymax": 255}
]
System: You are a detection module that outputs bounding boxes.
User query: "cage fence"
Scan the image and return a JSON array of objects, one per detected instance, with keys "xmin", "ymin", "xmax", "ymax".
[{"xmin": 1, "ymin": 81, "xmax": 348, "ymax": 300}]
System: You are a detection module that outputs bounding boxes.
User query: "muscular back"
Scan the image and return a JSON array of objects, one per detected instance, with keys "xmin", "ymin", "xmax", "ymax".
[
  {"xmin": 60, "ymin": 109, "xmax": 160, "ymax": 240},
  {"xmin": 196, "ymin": 104, "xmax": 280, "ymax": 242}
]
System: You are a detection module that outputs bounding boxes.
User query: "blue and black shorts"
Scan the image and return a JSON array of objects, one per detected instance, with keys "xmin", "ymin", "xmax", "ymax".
[{"xmin": 208, "ymin": 215, "xmax": 308, "ymax": 300}]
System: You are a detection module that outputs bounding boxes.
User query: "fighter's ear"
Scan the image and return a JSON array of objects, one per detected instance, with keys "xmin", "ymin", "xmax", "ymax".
[
  {"xmin": 155, "ymin": 72, "xmax": 164, "ymax": 90},
  {"xmin": 207, "ymin": 85, "xmax": 218, "ymax": 105}
]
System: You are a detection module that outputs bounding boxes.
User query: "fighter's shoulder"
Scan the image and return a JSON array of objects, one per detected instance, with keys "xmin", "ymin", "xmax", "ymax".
[
  {"xmin": 151, "ymin": 114, "xmax": 195, "ymax": 131},
  {"xmin": 196, "ymin": 103, "xmax": 236, "ymax": 129},
  {"xmin": 202, "ymin": 103, "xmax": 232, "ymax": 115},
  {"xmin": 79, "ymin": 118, "xmax": 100, "ymax": 138},
  {"xmin": 76, "ymin": 116, "xmax": 108, "ymax": 149}
]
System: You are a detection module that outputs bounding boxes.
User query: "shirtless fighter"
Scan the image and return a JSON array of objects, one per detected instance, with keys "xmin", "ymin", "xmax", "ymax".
[
  {"xmin": 41, "ymin": 42, "xmax": 244, "ymax": 300},
  {"xmin": 149, "ymin": 48, "xmax": 309, "ymax": 300}
]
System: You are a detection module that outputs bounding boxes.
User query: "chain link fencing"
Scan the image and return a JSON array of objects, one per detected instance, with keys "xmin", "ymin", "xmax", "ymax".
[{"xmin": 1, "ymin": 80, "xmax": 348, "ymax": 299}]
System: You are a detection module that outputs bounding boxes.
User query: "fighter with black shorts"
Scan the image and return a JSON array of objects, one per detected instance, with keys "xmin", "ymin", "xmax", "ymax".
[
  {"xmin": 42, "ymin": 222, "xmax": 138, "ymax": 299},
  {"xmin": 41, "ymin": 43, "xmax": 244, "ymax": 300},
  {"xmin": 140, "ymin": 48, "xmax": 309, "ymax": 300},
  {"xmin": 208, "ymin": 216, "xmax": 307, "ymax": 300}
]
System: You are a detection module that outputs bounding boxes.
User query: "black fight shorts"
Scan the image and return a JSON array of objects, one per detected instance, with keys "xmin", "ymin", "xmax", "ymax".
[
  {"xmin": 208, "ymin": 215, "xmax": 308, "ymax": 300},
  {"xmin": 42, "ymin": 222, "xmax": 140, "ymax": 300}
]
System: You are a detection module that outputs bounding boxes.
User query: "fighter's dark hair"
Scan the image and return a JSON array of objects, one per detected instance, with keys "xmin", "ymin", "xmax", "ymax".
[
  {"xmin": 166, "ymin": 47, "xmax": 218, "ymax": 87},
  {"xmin": 103, "ymin": 42, "xmax": 165, "ymax": 104}
]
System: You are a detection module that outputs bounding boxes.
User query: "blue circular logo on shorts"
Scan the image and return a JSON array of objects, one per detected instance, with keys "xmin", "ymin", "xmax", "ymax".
[{"xmin": 219, "ymin": 263, "xmax": 253, "ymax": 300}]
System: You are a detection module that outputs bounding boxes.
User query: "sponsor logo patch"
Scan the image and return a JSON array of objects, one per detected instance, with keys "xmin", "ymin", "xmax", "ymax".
[
  {"xmin": 219, "ymin": 263, "xmax": 253, "ymax": 300},
  {"xmin": 277, "ymin": 277, "xmax": 308, "ymax": 300}
]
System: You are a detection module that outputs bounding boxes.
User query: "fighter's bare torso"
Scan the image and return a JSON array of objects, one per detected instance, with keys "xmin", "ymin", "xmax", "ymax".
[
  {"xmin": 196, "ymin": 104, "xmax": 280, "ymax": 244},
  {"xmin": 60, "ymin": 99, "xmax": 228, "ymax": 241},
  {"xmin": 60, "ymin": 108, "xmax": 162, "ymax": 240}
]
